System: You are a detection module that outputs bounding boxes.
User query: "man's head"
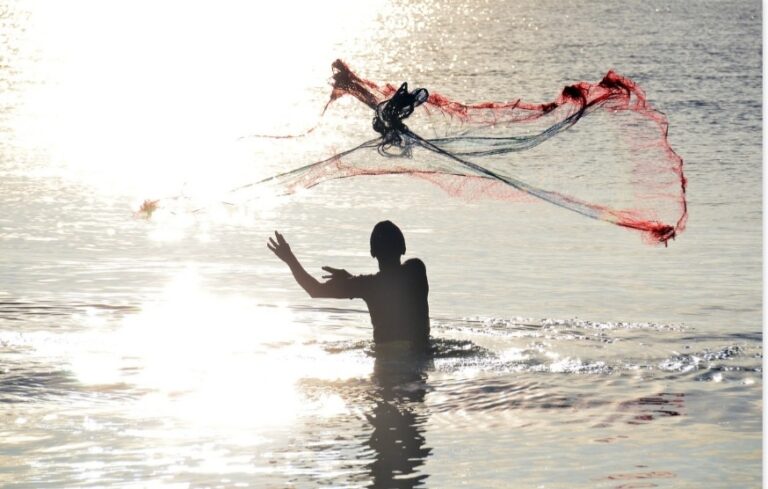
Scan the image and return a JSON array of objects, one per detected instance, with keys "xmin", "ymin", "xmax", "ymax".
[{"xmin": 370, "ymin": 220, "xmax": 406, "ymax": 259}]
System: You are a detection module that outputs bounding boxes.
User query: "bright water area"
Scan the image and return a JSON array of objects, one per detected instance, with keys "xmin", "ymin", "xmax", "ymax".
[{"xmin": 0, "ymin": 1, "xmax": 762, "ymax": 487}]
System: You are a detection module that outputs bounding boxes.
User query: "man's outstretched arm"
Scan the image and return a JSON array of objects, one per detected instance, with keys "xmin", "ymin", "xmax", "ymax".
[{"xmin": 267, "ymin": 231, "xmax": 349, "ymax": 299}]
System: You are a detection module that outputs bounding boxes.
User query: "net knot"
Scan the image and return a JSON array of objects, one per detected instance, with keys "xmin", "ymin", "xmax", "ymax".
[{"xmin": 373, "ymin": 82, "xmax": 429, "ymax": 147}]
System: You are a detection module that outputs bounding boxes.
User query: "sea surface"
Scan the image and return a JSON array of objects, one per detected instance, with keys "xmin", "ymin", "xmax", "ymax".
[{"xmin": 0, "ymin": 1, "xmax": 762, "ymax": 487}]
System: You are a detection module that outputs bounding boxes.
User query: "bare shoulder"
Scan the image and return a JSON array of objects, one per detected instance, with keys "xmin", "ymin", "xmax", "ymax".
[{"xmin": 403, "ymin": 258, "xmax": 427, "ymax": 274}]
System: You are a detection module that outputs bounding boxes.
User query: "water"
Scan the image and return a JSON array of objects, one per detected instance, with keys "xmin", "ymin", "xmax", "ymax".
[{"xmin": 0, "ymin": 0, "xmax": 761, "ymax": 487}]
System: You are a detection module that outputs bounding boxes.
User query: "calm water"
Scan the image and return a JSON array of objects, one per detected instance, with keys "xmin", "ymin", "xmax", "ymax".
[{"xmin": 0, "ymin": 1, "xmax": 762, "ymax": 487}]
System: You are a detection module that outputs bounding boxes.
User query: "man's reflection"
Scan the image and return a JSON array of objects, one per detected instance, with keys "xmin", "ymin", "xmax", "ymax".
[{"xmin": 365, "ymin": 351, "xmax": 432, "ymax": 488}]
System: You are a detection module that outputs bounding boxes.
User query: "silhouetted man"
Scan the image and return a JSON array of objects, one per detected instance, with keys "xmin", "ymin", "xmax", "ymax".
[{"xmin": 268, "ymin": 221, "xmax": 430, "ymax": 351}]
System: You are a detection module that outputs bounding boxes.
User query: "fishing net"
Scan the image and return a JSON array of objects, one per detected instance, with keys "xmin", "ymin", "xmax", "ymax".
[{"xmin": 139, "ymin": 60, "xmax": 687, "ymax": 245}]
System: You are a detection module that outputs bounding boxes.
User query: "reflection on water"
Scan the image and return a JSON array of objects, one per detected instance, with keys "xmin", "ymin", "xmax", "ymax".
[
  {"xmin": 294, "ymin": 348, "xmax": 434, "ymax": 488},
  {"xmin": 366, "ymin": 354, "xmax": 432, "ymax": 488}
]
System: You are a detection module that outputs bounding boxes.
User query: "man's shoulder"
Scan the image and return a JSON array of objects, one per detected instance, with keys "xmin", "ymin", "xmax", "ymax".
[{"xmin": 403, "ymin": 258, "xmax": 427, "ymax": 274}]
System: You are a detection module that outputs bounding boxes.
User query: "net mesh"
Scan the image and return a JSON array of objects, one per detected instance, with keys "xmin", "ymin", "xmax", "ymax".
[{"xmin": 141, "ymin": 60, "xmax": 687, "ymax": 245}]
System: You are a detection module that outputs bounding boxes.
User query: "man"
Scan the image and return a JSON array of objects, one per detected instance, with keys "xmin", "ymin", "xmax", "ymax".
[{"xmin": 267, "ymin": 221, "xmax": 430, "ymax": 351}]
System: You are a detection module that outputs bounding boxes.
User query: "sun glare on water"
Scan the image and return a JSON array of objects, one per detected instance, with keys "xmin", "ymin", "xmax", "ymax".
[
  {"xmin": 12, "ymin": 0, "xmax": 385, "ymax": 434},
  {"xmin": 65, "ymin": 267, "xmax": 371, "ymax": 433},
  {"xmin": 17, "ymin": 1, "xmax": 383, "ymax": 203}
]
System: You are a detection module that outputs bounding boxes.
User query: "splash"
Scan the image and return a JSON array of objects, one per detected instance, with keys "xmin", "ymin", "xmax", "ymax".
[{"xmin": 145, "ymin": 60, "xmax": 688, "ymax": 245}]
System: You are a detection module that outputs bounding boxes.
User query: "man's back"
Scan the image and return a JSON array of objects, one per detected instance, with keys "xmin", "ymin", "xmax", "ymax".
[{"xmin": 340, "ymin": 258, "xmax": 430, "ymax": 347}]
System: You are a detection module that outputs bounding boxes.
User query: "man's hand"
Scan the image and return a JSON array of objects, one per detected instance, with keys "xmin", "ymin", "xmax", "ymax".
[
  {"xmin": 321, "ymin": 266, "xmax": 351, "ymax": 281},
  {"xmin": 267, "ymin": 231, "xmax": 296, "ymax": 264}
]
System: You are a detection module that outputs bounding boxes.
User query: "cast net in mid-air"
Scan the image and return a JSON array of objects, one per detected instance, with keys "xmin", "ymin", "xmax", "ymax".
[{"xmin": 140, "ymin": 60, "xmax": 687, "ymax": 245}]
